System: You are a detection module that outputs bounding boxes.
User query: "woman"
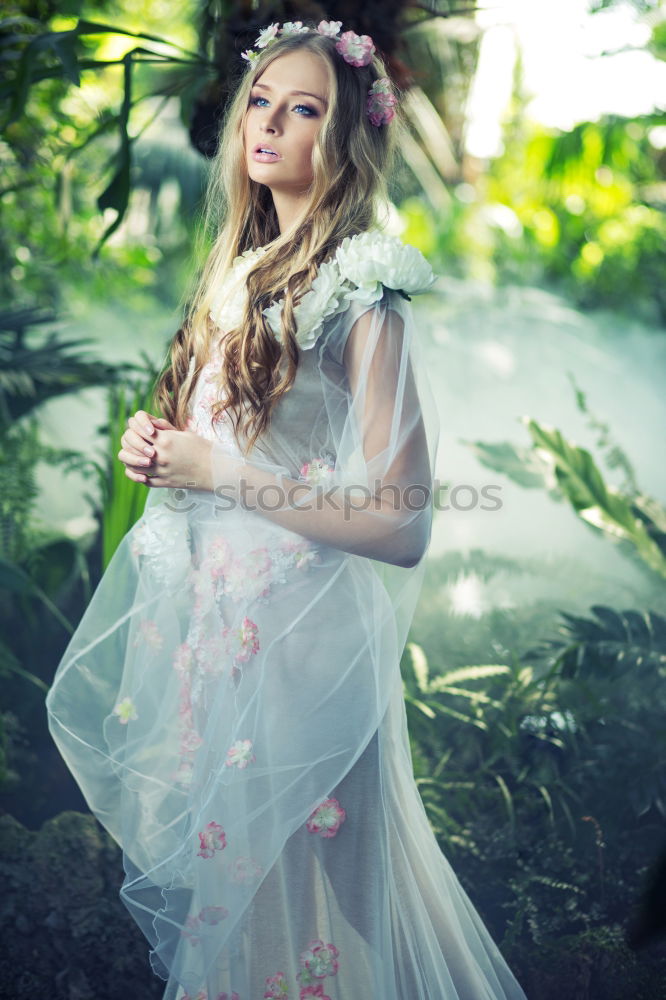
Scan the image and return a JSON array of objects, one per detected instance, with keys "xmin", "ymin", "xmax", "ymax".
[{"xmin": 46, "ymin": 20, "xmax": 529, "ymax": 1000}]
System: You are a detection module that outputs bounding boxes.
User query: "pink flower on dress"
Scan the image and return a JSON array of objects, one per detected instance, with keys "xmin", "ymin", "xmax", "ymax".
[
  {"xmin": 112, "ymin": 697, "xmax": 137, "ymax": 724},
  {"xmin": 198, "ymin": 904, "xmax": 229, "ymax": 925},
  {"xmin": 197, "ymin": 821, "xmax": 227, "ymax": 859},
  {"xmin": 367, "ymin": 77, "xmax": 398, "ymax": 127},
  {"xmin": 216, "ymin": 993, "xmax": 240, "ymax": 1000},
  {"xmin": 181, "ymin": 728, "xmax": 203, "ymax": 753},
  {"xmin": 335, "ymin": 30, "xmax": 375, "ymax": 67},
  {"xmin": 225, "ymin": 738, "xmax": 256, "ymax": 769},
  {"xmin": 230, "ymin": 854, "xmax": 263, "ymax": 884},
  {"xmin": 305, "ymin": 798, "xmax": 346, "ymax": 838},
  {"xmin": 299, "ymin": 987, "xmax": 330, "ymax": 1000},
  {"xmin": 224, "ymin": 616, "xmax": 260, "ymax": 663},
  {"xmin": 173, "ymin": 642, "xmax": 194, "ymax": 677},
  {"xmin": 280, "ymin": 539, "xmax": 320, "ymax": 571},
  {"xmin": 263, "ymin": 972, "xmax": 289, "ymax": 999},
  {"xmin": 197, "ymin": 633, "xmax": 228, "ymax": 675},
  {"xmin": 246, "ymin": 546, "xmax": 273, "ymax": 578},
  {"xmin": 181, "ymin": 914, "xmax": 201, "ymax": 946},
  {"xmin": 133, "ymin": 618, "xmax": 164, "ymax": 650},
  {"xmin": 208, "ymin": 536, "xmax": 233, "ymax": 579},
  {"xmin": 298, "ymin": 939, "xmax": 340, "ymax": 979},
  {"xmin": 299, "ymin": 458, "xmax": 334, "ymax": 486}
]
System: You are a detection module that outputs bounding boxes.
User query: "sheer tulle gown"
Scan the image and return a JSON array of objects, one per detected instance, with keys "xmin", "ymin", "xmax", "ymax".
[{"xmin": 46, "ymin": 251, "xmax": 529, "ymax": 999}]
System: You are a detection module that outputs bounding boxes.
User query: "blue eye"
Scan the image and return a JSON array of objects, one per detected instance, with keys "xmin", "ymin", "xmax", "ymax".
[{"xmin": 249, "ymin": 95, "xmax": 317, "ymax": 117}]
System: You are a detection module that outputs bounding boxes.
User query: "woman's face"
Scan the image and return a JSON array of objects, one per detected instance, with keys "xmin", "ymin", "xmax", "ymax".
[{"xmin": 245, "ymin": 49, "xmax": 330, "ymax": 197}]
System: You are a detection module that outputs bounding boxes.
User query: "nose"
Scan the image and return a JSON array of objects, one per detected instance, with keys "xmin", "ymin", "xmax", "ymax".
[{"xmin": 259, "ymin": 106, "xmax": 282, "ymax": 135}]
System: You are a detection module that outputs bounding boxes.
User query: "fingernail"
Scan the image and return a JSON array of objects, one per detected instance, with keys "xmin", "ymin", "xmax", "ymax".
[
  {"xmin": 144, "ymin": 424, "xmax": 153, "ymax": 436},
  {"xmin": 143, "ymin": 446, "xmax": 153, "ymax": 456}
]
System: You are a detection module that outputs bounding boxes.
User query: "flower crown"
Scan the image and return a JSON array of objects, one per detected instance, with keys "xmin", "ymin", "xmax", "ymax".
[{"xmin": 241, "ymin": 20, "xmax": 398, "ymax": 128}]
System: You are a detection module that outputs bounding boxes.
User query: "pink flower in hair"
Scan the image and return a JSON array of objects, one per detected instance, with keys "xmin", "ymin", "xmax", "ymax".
[
  {"xmin": 335, "ymin": 30, "xmax": 375, "ymax": 67},
  {"xmin": 367, "ymin": 77, "xmax": 398, "ymax": 126},
  {"xmin": 317, "ymin": 20, "xmax": 342, "ymax": 38},
  {"xmin": 255, "ymin": 23, "xmax": 279, "ymax": 48},
  {"xmin": 281, "ymin": 21, "xmax": 308, "ymax": 35}
]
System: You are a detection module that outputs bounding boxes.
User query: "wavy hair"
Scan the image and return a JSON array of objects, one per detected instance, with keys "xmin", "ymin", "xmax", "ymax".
[{"xmin": 153, "ymin": 25, "xmax": 403, "ymax": 456}]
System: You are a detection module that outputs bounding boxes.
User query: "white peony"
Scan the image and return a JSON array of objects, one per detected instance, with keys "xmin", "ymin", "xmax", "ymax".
[
  {"xmin": 263, "ymin": 257, "xmax": 345, "ymax": 350},
  {"xmin": 335, "ymin": 229, "xmax": 435, "ymax": 303},
  {"xmin": 211, "ymin": 229, "xmax": 436, "ymax": 352},
  {"xmin": 209, "ymin": 247, "xmax": 267, "ymax": 332}
]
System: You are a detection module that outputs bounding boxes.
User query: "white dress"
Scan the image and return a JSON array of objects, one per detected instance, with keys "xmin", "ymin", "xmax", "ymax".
[{"xmin": 46, "ymin": 230, "xmax": 529, "ymax": 1000}]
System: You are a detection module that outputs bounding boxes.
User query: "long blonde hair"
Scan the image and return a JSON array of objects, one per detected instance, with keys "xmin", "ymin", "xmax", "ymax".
[{"xmin": 154, "ymin": 25, "xmax": 402, "ymax": 456}]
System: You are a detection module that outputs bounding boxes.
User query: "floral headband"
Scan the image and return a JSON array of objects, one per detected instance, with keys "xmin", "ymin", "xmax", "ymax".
[{"xmin": 241, "ymin": 20, "xmax": 398, "ymax": 128}]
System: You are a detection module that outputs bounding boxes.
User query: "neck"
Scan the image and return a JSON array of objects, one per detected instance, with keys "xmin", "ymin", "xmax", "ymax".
[{"xmin": 270, "ymin": 187, "xmax": 310, "ymax": 237}]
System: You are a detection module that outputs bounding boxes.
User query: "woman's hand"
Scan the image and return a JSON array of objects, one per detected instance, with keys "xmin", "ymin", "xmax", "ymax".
[{"xmin": 118, "ymin": 410, "xmax": 212, "ymax": 491}]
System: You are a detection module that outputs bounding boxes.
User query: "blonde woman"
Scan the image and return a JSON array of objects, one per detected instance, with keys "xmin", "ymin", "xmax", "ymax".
[{"xmin": 47, "ymin": 21, "xmax": 528, "ymax": 1000}]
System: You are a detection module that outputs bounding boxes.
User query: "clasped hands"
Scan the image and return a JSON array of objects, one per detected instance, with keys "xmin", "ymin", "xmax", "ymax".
[{"xmin": 118, "ymin": 409, "xmax": 214, "ymax": 492}]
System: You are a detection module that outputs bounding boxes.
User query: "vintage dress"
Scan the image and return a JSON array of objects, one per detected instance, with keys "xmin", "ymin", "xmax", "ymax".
[{"xmin": 46, "ymin": 230, "xmax": 529, "ymax": 1000}]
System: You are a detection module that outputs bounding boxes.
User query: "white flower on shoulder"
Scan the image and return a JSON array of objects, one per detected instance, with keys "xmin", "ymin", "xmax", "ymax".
[
  {"xmin": 263, "ymin": 257, "xmax": 344, "ymax": 350},
  {"xmin": 335, "ymin": 229, "xmax": 435, "ymax": 304},
  {"xmin": 209, "ymin": 246, "xmax": 267, "ymax": 332}
]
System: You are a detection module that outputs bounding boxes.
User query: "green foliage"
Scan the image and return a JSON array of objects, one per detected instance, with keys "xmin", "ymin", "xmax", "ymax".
[
  {"xmin": 95, "ymin": 368, "xmax": 161, "ymax": 567},
  {"xmin": 462, "ymin": 381, "xmax": 666, "ymax": 582},
  {"xmin": 402, "ymin": 600, "xmax": 666, "ymax": 955}
]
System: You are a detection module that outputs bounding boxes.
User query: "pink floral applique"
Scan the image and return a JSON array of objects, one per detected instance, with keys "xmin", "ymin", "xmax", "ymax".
[
  {"xmin": 225, "ymin": 738, "xmax": 256, "ymax": 769},
  {"xmin": 305, "ymin": 798, "xmax": 346, "ymax": 838},
  {"xmin": 181, "ymin": 915, "xmax": 202, "ymax": 947},
  {"xmin": 299, "ymin": 458, "xmax": 335, "ymax": 486},
  {"xmin": 197, "ymin": 821, "xmax": 227, "ymax": 859},
  {"xmin": 298, "ymin": 940, "xmax": 340, "ymax": 980},
  {"xmin": 280, "ymin": 539, "xmax": 320, "ymax": 571},
  {"xmin": 223, "ymin": 616, "xmax": 260, "ymax": 664},
  {"xmin": 264, "ymin": 972, "xmax": 289, "ymax": 999},
  {"xmin": 198, "ymin": 904, "xmax": 229, "ymax": 925},
  {"xmin": 112, "ymin": 697, "xmax": 137, "ymax": 724},
  {"xmin": 133, "ymin": 618, "xmax": 164, "ymax": 650},
  {"xmin": 299, "ymin": 987, "xmax": 330, "ymax": 1000},
  {"xmin": 173, "ymin": 641, "xmax": 194, "ymax": 677},
  {"xmin": 196, "ymin": 632, "xmax": 228, "ymax": 675},
  {"xmin": 230, "ymin": 855, "xmax": 263, "ymax": 884}
]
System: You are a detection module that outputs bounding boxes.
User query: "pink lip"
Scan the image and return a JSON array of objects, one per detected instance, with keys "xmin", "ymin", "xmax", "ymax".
[{"xmin": 251, "ymin": 143, "xmax": 281, "ymax": 162}]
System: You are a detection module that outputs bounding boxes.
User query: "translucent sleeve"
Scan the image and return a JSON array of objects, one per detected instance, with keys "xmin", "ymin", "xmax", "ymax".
[{"xmin": 208, "ymin": 289, "xmax": 439, "ymax": 570}]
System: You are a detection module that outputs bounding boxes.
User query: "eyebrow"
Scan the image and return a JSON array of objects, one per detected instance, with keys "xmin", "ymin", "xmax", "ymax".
[{"xmin": 252, "ymin": 82, "xmax": 328, "ymax": 106}]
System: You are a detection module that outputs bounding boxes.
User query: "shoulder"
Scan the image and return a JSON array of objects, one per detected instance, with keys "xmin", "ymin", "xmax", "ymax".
[{"xmin": 263, "ymin": 228, "xmax": 436, "ymax": 352}]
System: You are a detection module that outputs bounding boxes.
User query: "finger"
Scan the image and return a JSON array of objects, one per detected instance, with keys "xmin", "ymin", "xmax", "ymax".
[
  {"xmin": 121, "ymin": 428, "xmax": 156, "ymax": 459},
  {"xmin": 151, "ymin": 417, "xmax": 177, "ymax": 430},
  {"xmin": 124, "ymin": 466, "xmax": 148, "ymax": 484},
  {"xmin": 118, "ymin": 447, "xmax": 154, "ymax": 468},
  {"xmin": 129, "ymin": 411, "xmax": 157, "ymax": 438}
]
